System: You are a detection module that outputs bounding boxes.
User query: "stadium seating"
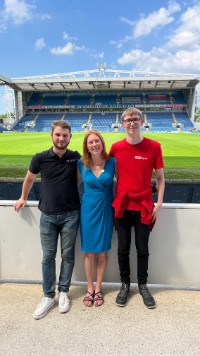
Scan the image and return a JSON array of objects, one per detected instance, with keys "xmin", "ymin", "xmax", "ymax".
[
  {"xmin": 0, "ymin": 124, "xmax": 9, "ymax": 132},
  {"xmin": 13, "ymin": 109, "xmax": 194, "ymax": 133},
  {"xmin": 145, "ymin": 112, "xmax": 177, "ymax": 132},
  {"xmin": 90, "ymin": 113, "xmax": 116, "ymax": 131},
  {"xmin": 27, "ymin": 93, "xmax": 42, "ymax": 106},
  {"xmin": 12, "ymin": 114, "xmax": 36, "ymax": 132},
  {"xmin": 173, "ymin": 112, "xmax": 193, "ymax": 131},
  {"xmin": 64, "ymin": 113, "xmax": 90, "ymax": 132},
  {"xmin": 12, "ymin": 89, "xmax": 196, "ymax": 133}
]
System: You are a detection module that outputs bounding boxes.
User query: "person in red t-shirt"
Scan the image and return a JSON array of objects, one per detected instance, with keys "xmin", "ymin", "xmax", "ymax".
[{"xmin": 109, "ymin": 107, "xmax": 165, "ymax": 309}]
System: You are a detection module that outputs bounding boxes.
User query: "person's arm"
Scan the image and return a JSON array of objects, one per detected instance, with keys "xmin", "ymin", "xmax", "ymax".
[
  {"xmin": 14, "ymin": 170, "xmax": 37, "ymax": 212},
  {"xmin": 77, "ymin": 167, "xmax": 82, "ymax": 186},
  {"xmin": 152, "ymin": 168, "xmax": 165, "ymax": 222},
  {"xmin": 114, "ymin": 160, "xmax": 118, "ymax": 180}
]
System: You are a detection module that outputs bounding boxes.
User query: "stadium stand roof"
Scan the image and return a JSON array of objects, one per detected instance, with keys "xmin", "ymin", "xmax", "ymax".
[
  {"xmin": 0, "ymin": 74, "xmax": 11, "ymax": 86},
  {"xmin": 0, "ymin": 69, "xmax": 199, "ymax": 92}
]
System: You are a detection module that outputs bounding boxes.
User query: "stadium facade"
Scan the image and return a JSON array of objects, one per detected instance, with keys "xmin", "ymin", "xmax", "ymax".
[{"xmin": 0, "ymin": 68, "xmax": 199, "ymax": 133}]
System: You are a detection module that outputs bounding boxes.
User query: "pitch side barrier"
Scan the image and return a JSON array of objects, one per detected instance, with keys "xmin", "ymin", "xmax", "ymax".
[
  {"xmin": 0, "ymin": 200, "xmax": 199, "ymax": 288},
  {"xmin": 1, "ymin": 178, "xmax": 200, "ymax": 203}
]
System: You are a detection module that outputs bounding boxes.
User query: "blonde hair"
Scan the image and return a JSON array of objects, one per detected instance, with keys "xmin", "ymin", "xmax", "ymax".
[
  {"xmin": 121, "ymin": 107, "xmax": 143, "ymax": 121},
  {"xmin": 82, "ymin": 130, "xmax": 110, "ymax": 167}
]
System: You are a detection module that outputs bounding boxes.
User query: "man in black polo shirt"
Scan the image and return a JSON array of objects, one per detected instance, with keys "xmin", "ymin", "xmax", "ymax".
[{"xmin": 14, "ymin": 120, "xmax": 81, "ymax": 319}]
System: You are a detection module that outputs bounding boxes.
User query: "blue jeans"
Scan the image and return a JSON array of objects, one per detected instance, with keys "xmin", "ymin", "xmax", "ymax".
[{"xmin": 40, "ymin": 210, "xmax": 80, "ymax": 298}]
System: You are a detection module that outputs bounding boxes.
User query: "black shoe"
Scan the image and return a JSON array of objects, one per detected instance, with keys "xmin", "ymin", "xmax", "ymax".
[
  {"xmin": 116, "ymin": 283, "xmax": 130, "ymax": 307},
  {"xmin": 139, "ymin": 284, "xmax": 156, "ymax": 309}
]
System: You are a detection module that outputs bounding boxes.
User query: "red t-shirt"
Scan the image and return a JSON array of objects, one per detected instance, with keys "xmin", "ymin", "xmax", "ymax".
[{"xmin": 109, "ymin": 137, "xmax": 164, "ymax": 220}]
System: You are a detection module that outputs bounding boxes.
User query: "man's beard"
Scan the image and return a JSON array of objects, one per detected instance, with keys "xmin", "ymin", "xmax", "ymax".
[{"xmin": 53, "ymin": 141, "xmax": 68, "ymax": 150}]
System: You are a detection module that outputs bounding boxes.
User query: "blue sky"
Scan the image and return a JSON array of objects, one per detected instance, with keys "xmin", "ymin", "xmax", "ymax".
[{"xmin": 1, "ymin": 0, "xmax": 200, "ymax": 113}]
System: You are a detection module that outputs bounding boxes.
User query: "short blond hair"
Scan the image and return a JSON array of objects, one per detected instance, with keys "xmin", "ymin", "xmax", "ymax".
[{"xmin": 121, "ymin": 107, "xmax": 143, "ymax": 121}]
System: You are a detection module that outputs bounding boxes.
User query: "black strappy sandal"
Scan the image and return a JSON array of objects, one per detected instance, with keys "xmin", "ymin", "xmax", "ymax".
[
  {"xmin": 94, "ymin": 291, "xmax": 104, "ymax": 307},
  {"xmin": 83, "ymin": 291, "xmax": 94, "ymax": 307}
]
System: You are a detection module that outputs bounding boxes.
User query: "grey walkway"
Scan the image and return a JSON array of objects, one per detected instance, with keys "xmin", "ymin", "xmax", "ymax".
[{"xmin": 0, "ymin": 283, "xmax": 200, "ymax": 356}]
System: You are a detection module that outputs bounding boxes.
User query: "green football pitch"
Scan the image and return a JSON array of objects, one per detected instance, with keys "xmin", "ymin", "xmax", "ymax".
[{"xmin": 0, "ymin": 131, "xmax": 200, "ymax": 179}]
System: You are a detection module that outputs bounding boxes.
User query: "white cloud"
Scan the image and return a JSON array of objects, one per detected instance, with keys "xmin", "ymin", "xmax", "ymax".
[
  {"xmin": 120, "ymin": 17, "xmax": 134, "ymax": 26},
  {"xmin": 166, "ymin": 5, "xmax": 200, "ymax": 49},
  {"xmin": 35, "ymin": 38, "xmax": 46, "ymax": 50},
  {"xmin": 0, "ymin": 0, "xmax": 51, "ymax": 29},
  {"xmin": 90, "ymin": 52, "xmax": 104, "ymax": 59},
  {"xmin": 2, "ymin": 0, "xmax": 35, "ymax": 24},
  {"xmin": 40, "ymin": 14, "xmax": 52, "ymax": 20},
  {"xmin": 50, "ymin": 35, "xmax": 99, "ymax": 56},
  {"xmin": 117, "ymin": 3, "xmax": 200, "ymax": 74},
  {"xmin": 50, "ymin": 42, "xmax": 85, "ymax": 56},
  {"xmin": 133, "ymin": 1, "xmax": 181, "ymax": 38},
  {"xmin": 50, "ymin": 42, "xmax": 75, "ymax": 56},
  {"xmin": 180, "ymin": 4, "xmax": 200, "ymax": 30},
  {"xmin": 75, "ymin": 45, "xmax": 85, "ymax": 51},
  {"xmin": 0, "ymin": 24, "xmax": 7, "ymax": 32},
  {"xmin": 63, "ymin": 31, "xmax": 78, "ymax": 41},
  {"xmin": 110, "ymin": 35, "xmax": 133, "ymax": 49},
  {"xmin": 167, "ymin": 0, "xmax": 181, "ymax": 13},
  {"xmin": 110, "ymin": 1, "xmax": 180, "ymax": 49},
  {"xmin": 166, "ymin": 30, "xmax": 199, "ymax": 48},
  {"xmin": 118, "ymin": 46, "xmax": 200, "ymax": 73}
]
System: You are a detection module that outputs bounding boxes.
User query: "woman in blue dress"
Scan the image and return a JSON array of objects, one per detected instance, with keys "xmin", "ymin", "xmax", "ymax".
[{"xmin": 77, "ymin": 130, "xmax": 115, "ymax": 307}]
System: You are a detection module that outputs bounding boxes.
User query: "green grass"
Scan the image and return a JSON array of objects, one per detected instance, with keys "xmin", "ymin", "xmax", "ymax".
[{"xmin": 0, "ymin": 131, "xmax": 200, "ymax": 179}]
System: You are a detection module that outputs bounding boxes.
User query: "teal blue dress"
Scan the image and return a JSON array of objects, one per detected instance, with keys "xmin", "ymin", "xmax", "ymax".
[{"xmin": 77, "ymin": 157, "xmax": 115, "ymax": 252}]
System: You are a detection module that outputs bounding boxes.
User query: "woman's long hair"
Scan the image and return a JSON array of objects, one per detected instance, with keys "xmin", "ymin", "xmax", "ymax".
[{"xmin": 82, "ymin": 130, "xmax": 110, "ymax": 167}]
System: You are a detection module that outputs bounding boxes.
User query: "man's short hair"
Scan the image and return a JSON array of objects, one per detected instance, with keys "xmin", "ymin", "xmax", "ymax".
[
  {"xmin": 121, "ymin": 107, "xmax": 143, "ymax": 121},
  {"xmin": 51, "ymin": 120, "xmax": 71, "ymax": 133}
]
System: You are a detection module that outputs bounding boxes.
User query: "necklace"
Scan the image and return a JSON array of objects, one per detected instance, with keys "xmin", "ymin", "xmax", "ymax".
[{"xmin": 90, "ymin": 160, "xmax": 105, "ymax": 178}]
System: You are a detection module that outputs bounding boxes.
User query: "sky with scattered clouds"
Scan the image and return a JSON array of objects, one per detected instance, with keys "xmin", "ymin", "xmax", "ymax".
[{"xmin": 1, "ymin": 0, "xmax": 200, "ymax": 113}]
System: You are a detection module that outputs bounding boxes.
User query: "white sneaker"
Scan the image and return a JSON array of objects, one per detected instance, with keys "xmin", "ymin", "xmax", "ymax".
[
  {"xmin": 33, "ymin": 297, "xmax": 55, "ymax": 320},
  {"xmin": 58, "ymin": 292, "xmax": 70, "ymax": 313}
]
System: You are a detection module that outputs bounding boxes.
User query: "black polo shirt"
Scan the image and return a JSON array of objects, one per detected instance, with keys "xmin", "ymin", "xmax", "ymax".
[{"xmin": 29, "ymin": 147, "xmax": 81, "ymax": 214}]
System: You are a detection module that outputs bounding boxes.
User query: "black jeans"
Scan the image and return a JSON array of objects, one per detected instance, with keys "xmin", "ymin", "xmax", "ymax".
[{"xmin": 115, "ymin": 210, "xmax": 151, "ymax": 285}]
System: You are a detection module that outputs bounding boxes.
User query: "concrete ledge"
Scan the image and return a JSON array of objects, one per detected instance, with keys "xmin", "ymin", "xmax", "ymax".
[{"xmin": 0, "ymin": 202, "xmax": 200, "ymax": 286}]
